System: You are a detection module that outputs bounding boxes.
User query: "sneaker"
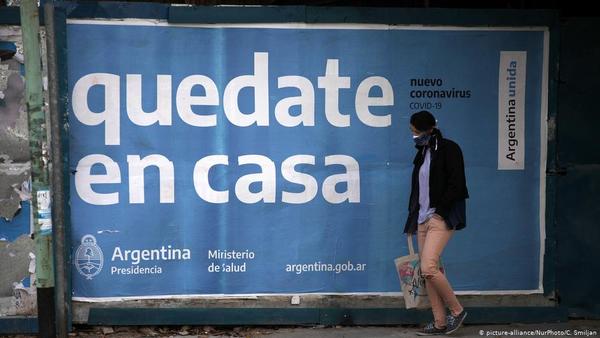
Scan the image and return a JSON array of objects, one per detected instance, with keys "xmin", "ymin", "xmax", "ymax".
[
  {"xmin": 415, "ymin": 321, "xmax": 447, "ymax": 336},
  {"xmin": 445, "ymin": 309, "xmax": 468, "ymax": 334}
]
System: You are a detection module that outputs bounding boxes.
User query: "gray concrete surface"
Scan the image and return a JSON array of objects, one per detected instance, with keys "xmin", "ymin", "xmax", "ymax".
[
  {"xmin": 263, "ymin": 321, "xmax": 600, "ymax": 338},
  {"xmin": 3, "ymin": 320, "xmax": 599, "ymax": 338}
]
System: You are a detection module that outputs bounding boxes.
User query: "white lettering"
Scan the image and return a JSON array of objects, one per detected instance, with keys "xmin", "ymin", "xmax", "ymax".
[
  {"xmin": 322, "ymin": 155, "xmax": 360, "ymax": 203},
  {"xmin": 126, "ymin": 74, "xmax": 172, "ymax": 127},
  {"xmin": 235, "ymin": 155, "xmax": 276, "ymax": 204},
  {"xmin": 318, "ymin": 59, "xmax": 351, "ymax": 127},
  {"xmin": 127, "ymin": 154, "xmax": 175, "ymax": 204},
  {"xmin": 355, "ymin": 76, "xmax": 393, "ymax": 127},
  {"xmin": 75, "ymin": 154, "xmax": 121, "ymax": 205},
  {"xmin": 275, "ymin": 76, "xmax": 315, "ymax": 127},
  {"xmin": 223, "ymin": 52, "xmax": 269, "ymax": 127},
  {"xmin": 193, "ymin": 155, "xmax": 229, "ymax": 203},
  {"xmin": 176, "ymin": 75, "xmax": 219, "ymax": 127},
  {"xmin": 281, "ymin": 155, "xmax": 318, "ymax": 204},
  {"xmin": 72, "ymin": 73, "xmax": 120, "ymax": 145}
]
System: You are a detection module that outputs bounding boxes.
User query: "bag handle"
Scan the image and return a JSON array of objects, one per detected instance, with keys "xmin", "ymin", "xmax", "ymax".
[{"xmin": 407, "ymin": 233, "xmax": 415, "ymax": 255}]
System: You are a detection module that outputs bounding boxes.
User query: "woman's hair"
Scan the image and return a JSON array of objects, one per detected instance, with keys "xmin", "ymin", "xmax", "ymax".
[{"xmin": 410, "ymin": 110, "xmax": 437, "ymax": 132}]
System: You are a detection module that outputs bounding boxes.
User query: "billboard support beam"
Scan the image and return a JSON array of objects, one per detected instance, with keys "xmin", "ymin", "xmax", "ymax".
[
  {"xmin": 20, "ymin": 0, "xmax": 56, "ymax": 336},
  {"xmin": 44, "ymin": 2, "xmax": 69, "ymax": 336}
]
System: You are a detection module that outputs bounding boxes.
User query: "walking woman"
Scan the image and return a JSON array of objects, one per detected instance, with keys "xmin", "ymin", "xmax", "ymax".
[{"xmin": 404, "ymin": 110, "xmax": 469, "ymax": 336}]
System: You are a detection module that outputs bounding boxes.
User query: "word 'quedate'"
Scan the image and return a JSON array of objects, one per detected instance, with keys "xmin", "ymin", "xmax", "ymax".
[{"xmin": 72, "ymin": 52, "xmax": 394, "ymax": 145}]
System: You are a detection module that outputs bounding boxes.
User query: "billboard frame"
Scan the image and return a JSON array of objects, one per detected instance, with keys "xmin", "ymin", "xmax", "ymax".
[{"xmin": 50, "ymin": 2, "xmax": 563, "ymax": 325}]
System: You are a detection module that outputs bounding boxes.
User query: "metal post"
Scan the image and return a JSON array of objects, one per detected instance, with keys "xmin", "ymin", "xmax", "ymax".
[
  {"xmin": 44, "ymin": 3, "xmax": 68, "ymax": 337},
  {"xmin": 20, "ymin": 0, "xmax": 56, "ymax": 336}
]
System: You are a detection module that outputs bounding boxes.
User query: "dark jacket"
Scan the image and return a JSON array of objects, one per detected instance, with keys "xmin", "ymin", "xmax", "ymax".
[{"xmin": 403, "ymin": 128, "xmax": 469, "ymax": 234}]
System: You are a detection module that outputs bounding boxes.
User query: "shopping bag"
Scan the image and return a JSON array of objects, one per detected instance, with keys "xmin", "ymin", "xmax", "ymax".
[{"xmin": 394, "ymin": 233, "xmax": 444, "ymax": 309}]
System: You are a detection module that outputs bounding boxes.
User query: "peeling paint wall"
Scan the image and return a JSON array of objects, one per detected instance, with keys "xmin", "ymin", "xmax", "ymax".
[
  {"xmin": 0, "ymin": 25, "xmax": 37, "ymax": 317},
  {"xmin": 0, "ymin": 26, "xmax": 29, "ymax": 220}
]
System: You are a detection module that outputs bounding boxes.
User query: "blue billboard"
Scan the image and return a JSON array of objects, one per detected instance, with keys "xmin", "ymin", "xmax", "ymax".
[{"xmin": 67, "ymin": 20, "xmax": 548, "ymax": 299}]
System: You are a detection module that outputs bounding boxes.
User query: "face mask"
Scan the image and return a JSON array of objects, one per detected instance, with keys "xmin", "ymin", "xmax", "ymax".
[{"xmin": 413, "ymin": 133, "xmax": 431, "ymax": 146}]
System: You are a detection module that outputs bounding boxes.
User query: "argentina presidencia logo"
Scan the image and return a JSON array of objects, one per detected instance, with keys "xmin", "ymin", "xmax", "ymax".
[{"xmin": 75, "ymin": 234, "xmax": 104, "ymax": 280}]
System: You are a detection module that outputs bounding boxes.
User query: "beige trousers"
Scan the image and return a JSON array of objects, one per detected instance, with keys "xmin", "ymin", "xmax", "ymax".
[{"xmin": 417, "ymin": 213, "xmax": 464, "ymax": 328}]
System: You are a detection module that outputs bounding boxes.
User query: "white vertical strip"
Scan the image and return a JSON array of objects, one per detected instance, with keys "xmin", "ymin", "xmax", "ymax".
[{"xmin": 498, "ymin": 51, "xmax": 527, "ymax": 170}]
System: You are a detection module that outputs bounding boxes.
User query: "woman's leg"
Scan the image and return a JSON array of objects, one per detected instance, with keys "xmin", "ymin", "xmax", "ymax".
[
  {"xmin": 420, "ymin": 215, "xmax": 464, "ymax": 318},
  {"xmin": 417, "ymin": 220, "xmax": 447, "ymax": 329}
]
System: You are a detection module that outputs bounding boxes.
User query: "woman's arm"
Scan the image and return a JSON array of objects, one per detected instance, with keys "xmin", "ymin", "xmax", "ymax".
[{"xmin": 437, "ymin": 142, "xmax": 468, "ymax": 215}]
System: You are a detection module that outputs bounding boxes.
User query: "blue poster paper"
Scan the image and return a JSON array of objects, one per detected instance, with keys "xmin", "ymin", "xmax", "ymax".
[{"xmin": 67, "ymin": 21, "xmax": 547, "ymax": 298}]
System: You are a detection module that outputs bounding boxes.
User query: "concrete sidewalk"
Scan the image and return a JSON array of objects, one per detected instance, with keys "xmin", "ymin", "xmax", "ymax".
[
  {"xmin": 5, "ymin": 319, "xmax": 598, "ymax": 338},
  {"xmin": 264, "ymin": 320, "xmax": 600, "ymax": 337}
]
